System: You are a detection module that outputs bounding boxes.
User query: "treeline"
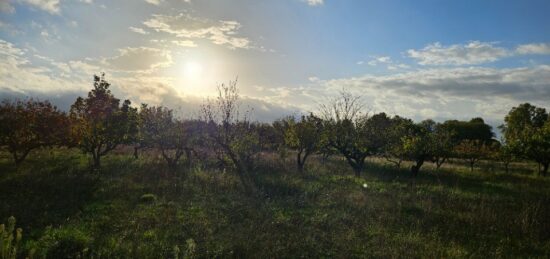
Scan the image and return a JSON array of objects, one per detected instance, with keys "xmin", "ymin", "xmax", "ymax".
[{"xmin": 1, "ymin": 74, "xmax": 549, "ymax": 186}]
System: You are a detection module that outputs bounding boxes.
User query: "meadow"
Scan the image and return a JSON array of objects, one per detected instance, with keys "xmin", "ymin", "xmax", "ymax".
[{"xmin": 1, "ymin": 148, "xmax": 549, "ymax": 258}]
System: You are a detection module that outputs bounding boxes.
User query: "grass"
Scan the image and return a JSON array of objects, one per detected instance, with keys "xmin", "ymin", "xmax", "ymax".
[{"xmin": 0, "ymin": 149, "xmax": 549, "ymax": 258}]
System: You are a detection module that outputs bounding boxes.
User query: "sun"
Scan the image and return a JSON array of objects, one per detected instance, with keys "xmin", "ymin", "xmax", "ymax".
[{"xmin": 183, "ymin": 61, "xmax": 203, "ymax": 81}]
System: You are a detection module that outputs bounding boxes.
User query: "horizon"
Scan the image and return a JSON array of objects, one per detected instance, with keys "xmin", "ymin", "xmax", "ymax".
[{"xmin": 1, "ymin": 0, "xmax": 550, "ymax": 130}]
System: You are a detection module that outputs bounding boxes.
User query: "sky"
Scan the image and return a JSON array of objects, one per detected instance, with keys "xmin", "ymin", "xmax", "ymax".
[{"xmin": 1, "ymin": 0, "xmax": 550, "ymax": 129}]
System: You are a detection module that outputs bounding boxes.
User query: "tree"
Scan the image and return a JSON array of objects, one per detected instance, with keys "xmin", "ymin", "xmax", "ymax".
[
  {"xmin": 401, "ymin": 120, "xmax": 435, "ymax": 177},
  {"xmin": 430, "ymin": 123, "xmax": 455, "ymax": 169},
  {"xmin": 500, "ymin": 103, "xmax": 550, "ymax": 176},
  {"xmin": 493, "ymin": 139, "xmax": 514, "ymax": 173},
  {"xmin": 454, "ymin": 139, "xmax": 494, "ymax": 172},
  {"xmin": 201, "ymin": 79, "xmax": 260, "ymax": 193},
  {"xmin": 139, "ymin": 105, "xmax": 197, "ymax": 169},
  {"xmin": 0, "ymin": 99, "xmax": 69, "ymax": 167},
  {"xmin": 382, "ymin": 115, "xmax": 413, "ymax": 168},
  {"xmin": 441, "ymin": 118, "xmax": 494, "ymax": 143},
  {"xmin": 319, "ymin": 90, "xmax": 370, "ymax": 177},
  {"xmin": 284, "ymin": 114, "xmax": 323, "ymax": 172},
  {"xmin": 70, "ymin": 74, "xmax": 138, "ymax": 169}
]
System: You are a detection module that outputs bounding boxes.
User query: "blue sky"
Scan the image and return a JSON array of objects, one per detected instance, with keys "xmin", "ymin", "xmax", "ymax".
[{"xmin": 1, "ymin": 0, "xmax": 550, "ymax": 127}]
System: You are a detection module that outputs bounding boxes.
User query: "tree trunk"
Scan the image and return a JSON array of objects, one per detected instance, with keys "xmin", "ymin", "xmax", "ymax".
[
  {"xmin": 411, "ymin": 159, "xmax": 424, "ymax": 177},
  {"xmin": 297, "ymin": 151, "xmax": 304, "ymax": 172},
  {"xmin": 543, "ymin": 162, "xmax": 549, "ymax": 177},
  {"xmin": 133, "ymin": 146, "xmax": 139, "ymax": 159},
  {"xmin": 470, "ymin": 160, "xmax": 474, "ymax": 172},
  {"xmin": 504, "ymin": 162, "xmax": 509, "ymax": 174}
]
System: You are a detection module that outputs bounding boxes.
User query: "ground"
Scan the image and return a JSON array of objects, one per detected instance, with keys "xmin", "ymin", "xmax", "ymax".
[{"xmin": 1, "ymin": 149, "xmax": 549, "ymax": 258}]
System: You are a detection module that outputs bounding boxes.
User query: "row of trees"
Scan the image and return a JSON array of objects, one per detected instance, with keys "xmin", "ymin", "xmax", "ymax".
[{"xmin": 1, "ymin": 75, "xmax": 550, "ymax": 184}]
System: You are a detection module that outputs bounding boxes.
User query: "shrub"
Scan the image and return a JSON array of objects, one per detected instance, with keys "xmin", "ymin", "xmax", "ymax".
[{"xmin": 0, "ymin": 216, "xmax": 22, "ymax": 259}]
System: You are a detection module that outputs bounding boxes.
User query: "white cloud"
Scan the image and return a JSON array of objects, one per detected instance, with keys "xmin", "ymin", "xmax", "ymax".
[
  {"xmin": 516, "ymin": 43, "xmax": 550, "ymax": 55},
  {"xmin": 407, "ymin": 41, "xmax": 509, "ymax": 66},
  {"xmin": 304, "ymin": 0, "xmax": 323, "ymax": 6},
  {"xmin": 19, "ymin": 0, "xmax": 61, "ymax": 14},
  {"xmin": 129, "ymin": 26, "xmax": 149, "ymax": 35},
  {"xmin": 171, "ymin": 40, "xmax": 197, "ymax": 47},
  {"xmin": 367, "ymin": 56, "xmax": 392, "ymax": 66},
  {"xmin": 145, "ymin": 0, "xmax": 162, "ymax": 5},
  {"xmin": 104, "ymin": 47, "xmax": 173, "ymax": 72},
  {"xmin": 143, "ymin": 13, "xmax": 251, "ymax": 49},
  {"xmin": 322, "ymin": 65, "xmax": 550, "ymax": 120}
]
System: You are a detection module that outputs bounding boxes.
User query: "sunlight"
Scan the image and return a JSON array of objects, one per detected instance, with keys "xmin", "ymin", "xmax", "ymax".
[{"xmin": 183, "ymin": 61, "xmax": 203, "ymax": 81}]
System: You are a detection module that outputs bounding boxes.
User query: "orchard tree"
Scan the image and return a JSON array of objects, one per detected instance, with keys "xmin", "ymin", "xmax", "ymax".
[
  {"xmin": 201, "ymin": 79, "xmax": 261, "ymax": 193},
  {"xmin": 401, "ymin": 120, "xmax": 435, "ymax": 177},
  {"xmin": 139, "ymin": 105, "xmax": 197, "ymax": 168},
  {"xmin": 430, "ymin": 123, "xmax": 455, "ymax": 169},
  {"xmin": 454, "ymin": 139, "xmax": 495, "ymax": 172},
  {"xmin": 494, "ymin": 139, "xmax": 514, "ymax": 173},
  {"xmin": 70, "ymin": 74, "xmax": 138, "ymax": 169},
  {"xmin": 284, "ymin": 113, "xmax": 323, "ymax": 172},
  {"xmin": 383, "ymin": 116, "xmax": 413, "ymax": 168},
  {"xmin": 500, "ymin": 103, "xmax": 550, "ymax": 176},
  {"xmin": 319, "ymin": 90, "xmax": 370, "ymax": 177},
  {"xmin": 0, "ymin": 99, "xmax": 69, "ymax": 167}
]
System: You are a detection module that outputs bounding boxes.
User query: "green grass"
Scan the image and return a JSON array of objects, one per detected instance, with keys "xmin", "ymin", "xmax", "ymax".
[{"xmin": 1, "ymin": 149, "xmax": 549, "ymax": 258}]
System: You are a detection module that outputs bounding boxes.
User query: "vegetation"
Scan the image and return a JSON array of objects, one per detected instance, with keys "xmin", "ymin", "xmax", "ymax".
[{"xmin": 1, "ymin": 74, "xmax": 550, "ymax": 257}]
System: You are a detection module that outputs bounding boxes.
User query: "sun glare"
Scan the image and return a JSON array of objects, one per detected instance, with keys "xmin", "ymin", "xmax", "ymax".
[{"xmin": 183, "ymin": 61, "xmax": 203, "ymax": 81}]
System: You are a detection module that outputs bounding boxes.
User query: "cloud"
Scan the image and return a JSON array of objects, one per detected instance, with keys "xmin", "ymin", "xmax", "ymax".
[
  {"xmin": 129, "ymin": 26, "xmax": 149, "ymax": 35},
  {"xmin": 104, "ymin": 47, "xmax": 173, "ymax": 72},
  {"xmin": 322, "ymin": 65, "xmax": 550, "ymax": 120},
  {"xmin": 19, "ymin": 0, "xmax": 61, "ymax": 14},
  {"xmin": 0, "ymin": 39, "xmax": 88, "ymax": 94},
  {"xmin": 144, "ymin": 0, "xmax": 162, "ymax": 5},
  {"xmin": 367, "ymin": 56, "xmax": 392, "ymax": 66},
  {"xmin": 407, "ymin": 41, "xmax": 509, "ymax": 66},
  {"xmin": 0, "ymin": 1, "xmax": 15, "ymax": 13},
  {"xmin": 143, "ymin": 13, "xmax": 251, "ymax": 49},
  {"xmin": 304, "ymin": 0, "xmax": 324, "ymax": 6},
  {"xmin": 516, "ymin": 43, "xmax": 550, "ymax": 55}
]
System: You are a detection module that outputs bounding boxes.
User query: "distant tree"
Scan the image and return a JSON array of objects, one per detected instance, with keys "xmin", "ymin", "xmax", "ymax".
[
  {"xmin": 0, "ymin": 99, "xmax": 69, "ymax": 167},
  {"xmin": 500, "ymin": 103, "xmax": 550, "ymax": 176},
  {"xmin": 440, "ymin": 118, "xmax": 494, "ymax": 144},
  {"xmin": 201, "ymin": 79, "xmax": 260, "ymax": 193},
  {"xmin": 70, "ymin": 74, "xmax": 138, "ymax": 169},
  {"xmin": 319, "ymin": 90, "xmax": 370, "ymax": 177},
  {"xmin": 493, "ymin": 139, "xmax": 514, "ymax": 173},
  {"xmin": 139, "ymin": 105, "xmax": 197, "ymax": 168},
  {"xmin": 284, "ymin": 113, "xmax": 323, "ymax": 172},
  {"xmin": 454, "ymin": 139, "xmax": 494, "ymax": 172}
]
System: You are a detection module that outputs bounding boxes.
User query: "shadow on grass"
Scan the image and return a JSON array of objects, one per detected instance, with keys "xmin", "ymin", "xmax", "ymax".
[{"xmin": 0, "ymin": 153, "xmax": 97, "ymax": 239}]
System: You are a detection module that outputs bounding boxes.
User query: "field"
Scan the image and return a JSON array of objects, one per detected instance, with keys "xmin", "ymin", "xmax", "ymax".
[{"xmin": 1, "ymin": 149, "xmax": 549, "ymax": 258}]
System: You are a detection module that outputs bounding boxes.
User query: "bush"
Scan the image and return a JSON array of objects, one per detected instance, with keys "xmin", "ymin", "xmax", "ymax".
[
  {"xmin": 140, "ymin": 193, "xmax": 157, "ymax": 203},
  {"xmin": 30, "ymin": 226, "xmax": 91, "ymax": 259}
]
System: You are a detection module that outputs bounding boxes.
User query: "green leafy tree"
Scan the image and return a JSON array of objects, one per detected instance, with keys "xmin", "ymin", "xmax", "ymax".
[
  {"xmin": 0, "ymin": 99, "xmax": 69, "ymax": 167},
  {"xmin": 70, "ymin": 74, "xmax": 138, "ymax": 169},
  {"xmin": 140, "ymin": 105, "xmax": 198, "ymax": 168},
  {"xmin": 430, "ymin": 123, "xmax": 455, "ymax": 169},
  {"xmin": 284, "ymin": 113, "xmax": 323, "ymax": 172},
  {"xmin": 500, "ymin": 103, "xmax": 550, "ymax": 176},
  {"xmin": 401, "ymin": 120, "xmax": 435, "ymax": 177},
  {"xmin": 454, "ymin": 139, "xmax": 495, "ymax": 172},
  {"xmin": 382, "ymin": 115, "xmax": 412, "ymax": 168}
]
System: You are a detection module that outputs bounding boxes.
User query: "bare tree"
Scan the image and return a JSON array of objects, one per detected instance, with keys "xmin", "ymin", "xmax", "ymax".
[{"xmin": 200, "ymin": 79, "xmax": 260, "ymax": 194}]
